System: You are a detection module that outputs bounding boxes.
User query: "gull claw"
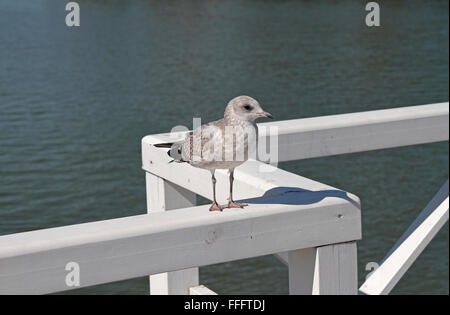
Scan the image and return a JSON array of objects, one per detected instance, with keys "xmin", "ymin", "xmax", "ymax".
[
  {"xmin": 209, "ymin": 203, "xmax": 225, "ymax": 212},
  {"xmin": 227, "ymin": 201, "xmax": 247, "ymax": 209}
]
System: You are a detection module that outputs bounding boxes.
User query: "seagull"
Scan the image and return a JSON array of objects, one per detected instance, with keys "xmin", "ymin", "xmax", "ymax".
[{"xmin": 154, "ymin": 96, "xmax": 273, "ymax": 211}]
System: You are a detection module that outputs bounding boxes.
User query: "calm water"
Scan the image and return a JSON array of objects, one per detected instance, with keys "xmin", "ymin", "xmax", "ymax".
[{"xmin": 0, "ymin": 0, "xmax": 448, "ymax": 294}]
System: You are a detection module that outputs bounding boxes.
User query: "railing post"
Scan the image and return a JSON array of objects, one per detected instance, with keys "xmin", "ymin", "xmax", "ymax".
[
  {"xmin": 146, "ymin": 172, "xmax": 199, "ymax": 295},
  {"xmin": 288, "ymin": 242, "xmax": 358, "ymax": 295},
  {"xmin": 288, "ymin": 248, "xmax": 317, "ymax": 294}
]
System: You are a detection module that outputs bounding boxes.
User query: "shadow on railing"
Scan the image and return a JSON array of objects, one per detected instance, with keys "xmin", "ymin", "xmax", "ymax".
[{"xmin": 241, "ymin": 187, "xmax": 361, "ymax": 210}]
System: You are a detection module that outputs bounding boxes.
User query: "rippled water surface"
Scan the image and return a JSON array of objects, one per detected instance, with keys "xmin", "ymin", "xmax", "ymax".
[{"xmin": 0, "ymin": 0, "xmax": 448, "ymax": 294}]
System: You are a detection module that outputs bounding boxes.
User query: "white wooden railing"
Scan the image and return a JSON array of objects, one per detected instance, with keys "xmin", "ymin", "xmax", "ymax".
[{"xmin": 0, "ymin": 102, "xmax": 448, "ymax": 295}]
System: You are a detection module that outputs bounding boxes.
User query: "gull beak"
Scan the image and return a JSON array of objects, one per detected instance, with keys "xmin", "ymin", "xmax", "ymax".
[{"xmin": 261, "ymin": 111, "xmax": 274, "ymax": 119}]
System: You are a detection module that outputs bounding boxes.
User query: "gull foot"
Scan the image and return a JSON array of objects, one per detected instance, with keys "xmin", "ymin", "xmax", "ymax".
[
  {"xmin": 227, "ymin": 201, "xmax": 248, "ymax": 209},
  {"xmin": 209, "ymin": 203, "xmax": 225, "ymax": 212}
]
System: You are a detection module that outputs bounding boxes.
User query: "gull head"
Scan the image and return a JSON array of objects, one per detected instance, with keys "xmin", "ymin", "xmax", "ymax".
[{"xmin": 224, "ymin": 95, "xmax": 273, "ymax": 122}]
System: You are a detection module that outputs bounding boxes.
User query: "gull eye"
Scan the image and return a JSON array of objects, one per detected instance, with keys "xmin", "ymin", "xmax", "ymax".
[
  {"xmin": 244, "ymin": 105, "xmax": 253, "ymax": 111},
  {"xmin": 178, "ymin": 148, "xmax": 182, "ymax": 154}
]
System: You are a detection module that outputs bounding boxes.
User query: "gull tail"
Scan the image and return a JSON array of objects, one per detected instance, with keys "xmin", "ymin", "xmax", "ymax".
[{"xmin": 153, "ymin": 142, "xmax": 174, "ymax": 148}]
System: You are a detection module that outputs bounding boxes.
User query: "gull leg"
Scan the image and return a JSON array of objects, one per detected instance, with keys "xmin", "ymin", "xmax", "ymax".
[
  {"xmin": 227, "ymin": 168, "xmax": 248, "ymax": 209},
  {"xmin": 210, "ymin": 170, "xmax": 224, "ymax": 211}
]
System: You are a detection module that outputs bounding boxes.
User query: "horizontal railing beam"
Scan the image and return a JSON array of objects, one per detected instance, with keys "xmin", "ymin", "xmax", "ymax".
[
  {"xmin": 264, "ymin": 102, "xmax": 449, "ymax": 161},
  {"xmin": 0, "ymin": 184, "xmax": 361, "ymax": 294},
  {"xmin": 143, "ymin": 102, "xmax": 448, "ymax": 164}
]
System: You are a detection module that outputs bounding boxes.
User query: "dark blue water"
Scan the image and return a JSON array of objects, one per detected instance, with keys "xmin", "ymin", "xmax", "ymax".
[{"xmin": 0, "ymin": 0, "xmax": 448, "ymax": 294}]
